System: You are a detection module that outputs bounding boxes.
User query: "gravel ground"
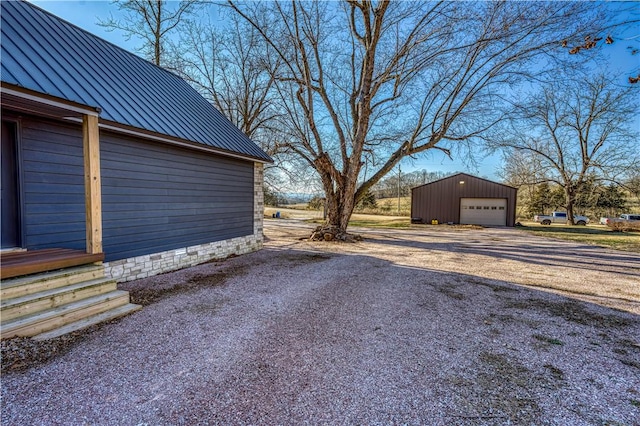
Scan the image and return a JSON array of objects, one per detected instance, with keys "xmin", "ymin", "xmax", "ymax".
[{"xmin": 2, "ymin": 221, "xmax": 639, "ymax": 425}]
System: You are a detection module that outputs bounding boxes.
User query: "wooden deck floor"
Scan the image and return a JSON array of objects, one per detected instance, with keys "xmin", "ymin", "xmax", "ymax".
[{"xmin": 0, "ymin": 249, "xmax": 104, "ymax": 280}]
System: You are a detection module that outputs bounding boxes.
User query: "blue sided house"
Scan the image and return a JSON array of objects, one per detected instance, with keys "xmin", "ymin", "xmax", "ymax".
[{"xmin": 0, "ymin": 1, "xmax": 271, "ymax": 339}]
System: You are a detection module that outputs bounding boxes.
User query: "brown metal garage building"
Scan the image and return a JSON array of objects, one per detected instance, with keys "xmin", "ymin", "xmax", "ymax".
[{"xmin": 411, "ymin": 173, "xmax": 518, "ymax": 227}]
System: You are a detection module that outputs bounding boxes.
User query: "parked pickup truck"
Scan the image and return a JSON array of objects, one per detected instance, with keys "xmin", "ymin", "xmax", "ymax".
[
  {"xmin": 599, "ymin": 214, "xmax": 640, "ymax": 225},
  {"xmin": 534, "ymin": 212, "xmax": 589, "ymax": 226}
]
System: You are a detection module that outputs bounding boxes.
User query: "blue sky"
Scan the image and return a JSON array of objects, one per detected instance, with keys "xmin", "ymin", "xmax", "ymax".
[
  {"xmin": 29, "ymin": 1, "xmax": 137, "ymax": 49},
  {"xmin": 28, "ymin": 1, "xmax": 639, "ymax": 182}
]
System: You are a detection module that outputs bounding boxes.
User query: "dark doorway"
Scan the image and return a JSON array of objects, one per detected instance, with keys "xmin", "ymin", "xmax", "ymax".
[{"xmin": 2, "ymin": 120, "xmax": 21, "ymax": 248}]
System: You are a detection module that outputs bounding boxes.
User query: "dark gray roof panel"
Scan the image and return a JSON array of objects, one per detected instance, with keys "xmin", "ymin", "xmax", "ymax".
[{"xmin": 1, "ymin": 1, "xmax": 271, "ymax": 162}]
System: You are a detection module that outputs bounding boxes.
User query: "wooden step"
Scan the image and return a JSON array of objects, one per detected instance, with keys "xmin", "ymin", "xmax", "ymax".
[
  {"xmin": 0, "ymin": 248, "xmax": 104, "ymax": 279},
  {"xmin": 34, "ymin": 303, "xmax": 142, "ymax": 340},
  {"xmin": 0, "ymin": 264, "xmax": 105, "ymax": 300},
  {"xmin": 0, "ymin": 291, "xmax": 132, "ymax": 339},
  {"xmin": 1, "ymin": 278, "xmax": 117, "ymax": 321}
]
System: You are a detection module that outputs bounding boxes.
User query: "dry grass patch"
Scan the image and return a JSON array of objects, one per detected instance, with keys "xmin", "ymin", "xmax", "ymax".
[
  {"xmin": 436, "ymin": 284, "xmax": 466, "ymax": 300},
  {"xmin": 1, "ymin": 316, "xmax": 134, "ymax": 373},
  {"xmin": 347, "ymin": 217, "xmax": 411, "ymax": 228},
  {"xmin": 127, "ymin": 264, "xmax": 249, "ymax": 306},
  {"xmin": 532, "ymin": 334, "xmax": 564, "ymax": 346},
  {"xmin": 271, "ymin": 252, "xmax": 334, "ymax": 266},
  {"xmin": 516, "ymin": 222, "xmax": 640, "ymax": 252},
  {"xmin": 303, "ymin": 215, "xmax": 410, "ymax": 229},
  {"xmin": 354, "ymin": 196, "xmax": 412, "ymax": 216},
  {"xmin": 505, "ymin": 299, "xmax": 635, "ymax": 329},
  {"xmin": 446, "ymin": 351, "xmax": 545, "ymax": 422},
  {"xmin": 543, "ymin": 364, "xmax": 565, "ymax": 381},
  {"xmin": 607, "ymin": 221, "xmax": 640, "ymax": 232}
]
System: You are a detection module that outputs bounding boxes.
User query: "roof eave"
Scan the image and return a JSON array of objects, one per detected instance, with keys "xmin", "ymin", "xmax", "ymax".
[
  {"xmin": 1, "ymin": 83, "xmax": 100, "ymax": 118},
  {"xmin": 410, "ymin": 172, "xmax": 517, "ymax": 191},
  {"xmin": 97, "ymin": 119, "xmax": 274, "ymax": 164},
  {"xmin": 0, "ymin": 83, "xmax": 273, "ymax": 164}
]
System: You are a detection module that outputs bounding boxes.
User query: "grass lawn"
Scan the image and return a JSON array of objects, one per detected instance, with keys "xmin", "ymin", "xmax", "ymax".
[
  {"xmin": 516, "ymin": 222, "xmax": 640, "ymax": 253},
  {"xmin": 346, "ymin": 218, "xmax": 411, "ymax": 228},
  {"xmin": 303, "ymin": 216, "xmax": 412, "ymax": 229},
  {"xmin": 275, "ymin": 197, "xmax": 413, "ymax": 216}
]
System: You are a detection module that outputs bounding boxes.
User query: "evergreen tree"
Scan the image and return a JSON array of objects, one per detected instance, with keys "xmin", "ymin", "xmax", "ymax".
[
  {"xmin": 596, "ymin": 184, "xmax": 627, "ymax": 216},
  {"xmin": 355, "ymin": 191, "xmax": 378, "ymax": 210},
  {"xmin": 526, "ymin": 183, "xmax": 565, "ymax": 216}
]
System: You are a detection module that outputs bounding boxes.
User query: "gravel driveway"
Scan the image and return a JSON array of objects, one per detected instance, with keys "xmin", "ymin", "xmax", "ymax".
[{"xmin": 2, "ymin": 221, "xmax": 639, "ymax": 425}]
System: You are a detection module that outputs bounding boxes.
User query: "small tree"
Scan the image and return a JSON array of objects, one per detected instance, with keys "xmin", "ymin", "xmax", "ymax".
[
  {"xmin": 499, "ymin": 149, "xmax": 549, "ymax": 219},
  {"xmin": 526, "ymin": 183, "xmax": 564, "ymax": 217},
  {"xmin": 626, "ymin": 175, "xmax": 640, "ymax": 199},
  {"xmin": 263, "ymin": 185, "xmax": 279, "ymax": 207},
  {"xmin": 574, "ymin": 176, "xmax": 599, "ymax": 214},
  {"xmin": 595, "ymin": 184, "xmax": 628, "ymax": 217},
  {"xmin": 355, "ymin": 191, "xmax": 377, "ymax": 211},
  {"xmin": 307, "ymin": 196, "xmax": 324, "ymax": 211}
]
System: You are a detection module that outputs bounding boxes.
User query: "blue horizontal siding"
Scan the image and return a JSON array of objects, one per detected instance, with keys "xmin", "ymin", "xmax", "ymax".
[
  {"xmin": 20, "ymin": 117, "xmax": 86, "ymax": 251},
  {"xmin": 26, "ymin": 231, "xmax": 86, "ymax": 246},
  {"xmin": 19, "ymin": 117, "xmax": 255, "ymax": 261},
  {"xmin": 100, "ymin": 131, "xmax": 254, "ymax": 261}
]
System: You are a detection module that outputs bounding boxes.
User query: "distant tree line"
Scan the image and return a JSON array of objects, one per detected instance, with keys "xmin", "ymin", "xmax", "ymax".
[
  {"xmin": 266, "ymin": 169, "xmax": 453, "ymax": 208},
  {"xmin": 513, "ymin": 179, "xmax": 633, "ymax": 220},
  {"xmin": 263, "ymin": 186, "xmax": 288, "ymax": 207},
  {"xmin": 369, "ymin": 170, "xmax": 452, "ymax": 199}
]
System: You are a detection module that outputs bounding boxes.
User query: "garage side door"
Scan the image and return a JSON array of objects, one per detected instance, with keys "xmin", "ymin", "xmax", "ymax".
[{"xmin": 460, "ymin": 198, "xmax": 507, "ymax": 226}]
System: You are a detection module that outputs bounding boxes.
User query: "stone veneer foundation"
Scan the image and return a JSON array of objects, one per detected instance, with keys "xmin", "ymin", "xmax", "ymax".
[{"xmin": 104, "ymin": 163, "xmax": 265, "ymax": 282}]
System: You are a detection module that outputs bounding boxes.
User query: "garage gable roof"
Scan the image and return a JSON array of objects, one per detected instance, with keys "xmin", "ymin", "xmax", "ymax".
[
  {"xmin": 1, "ymin": 0, "xmax": 271, "ymax": 162},
  {"xmin": 411, "ymin": 173, "xmax": 517, "ymax": 191}
]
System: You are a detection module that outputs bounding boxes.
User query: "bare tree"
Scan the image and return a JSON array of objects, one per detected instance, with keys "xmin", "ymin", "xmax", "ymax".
[
  {"xmin": 228, "ymin": 0, "xmax": 606, "ymax": 237},
  {"xmin": 170, "ymin": 15, "xmax": 307, "ymax": 200},
  {"xmin": 172, "ymin": 16, "xmax": 282, "ymax": 157},
  {"xmin": 99, "ymin": 0, "xmax": 201, "ymax": 66},
  {"xmin": 498, "ymin": 150, "xmax": 548, "ymax": 189},
  {"xmin": 372, "ymin": 170, "xmax": 450, "ymax": 199},
  {"xmin": 492, "ymin": 74, "xmax": 638, "ymax": 225},
  {"xmin": 497, "ymin": 149, "xmax": 547, "ymax": 218}
]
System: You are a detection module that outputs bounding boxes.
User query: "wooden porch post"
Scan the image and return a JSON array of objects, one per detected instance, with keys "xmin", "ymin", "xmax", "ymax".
[{"xmin": 83, "ymin": 114, "xmax": 102, "ymax": 254}]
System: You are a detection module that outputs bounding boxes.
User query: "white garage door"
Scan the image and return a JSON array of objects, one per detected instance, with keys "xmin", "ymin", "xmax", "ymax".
[{"xmin": 460, "ymin": 198, "xmax": 507, "ymax": 226}]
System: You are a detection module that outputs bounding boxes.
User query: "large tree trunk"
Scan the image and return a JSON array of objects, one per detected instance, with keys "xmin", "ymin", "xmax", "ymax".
[
  {"xmin": 311, "ymin": 185, "xmax": 359, "ymax": 242},
  {"xmin": 329, "ymin": 185, "xmax": 357, "ymax": 235},
  {"xmin": 324, "ymin": 191, "xmax": 355, "ymax": 234},
  {"xmin": 565, "ymin": 187, "xmax": 576, "ymax": 226},
  {"xmin": 312, "ymin": 159, "xmax": 361, "ymax": 241}
]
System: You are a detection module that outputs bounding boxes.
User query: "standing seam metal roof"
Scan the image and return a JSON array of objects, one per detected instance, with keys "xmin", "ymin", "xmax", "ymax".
[{"xmin": 1, "ymin": 0, "xmax": 271, "ymax": 162}]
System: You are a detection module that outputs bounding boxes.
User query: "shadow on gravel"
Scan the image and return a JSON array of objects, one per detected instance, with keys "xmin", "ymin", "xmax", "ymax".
[
  {"xmin": 365, "ymin": 235, "xmax": 640, "ymax": 277},
  {"xmin": 170, "ymin": 250, "xmax": 639, "ymax": 425},
  {"xmin": 1, "ymin": 252, "xmax": 333, "ymax": 374},
  {"xmin": 2, "ymin": 246, "xmax": 639, "ymax": 425}
]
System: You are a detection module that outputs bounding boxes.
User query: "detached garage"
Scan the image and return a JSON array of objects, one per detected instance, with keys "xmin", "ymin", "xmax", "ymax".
[{"xmin": 411, "ymin": 173, "xmax": 517, "ymax": 227}]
